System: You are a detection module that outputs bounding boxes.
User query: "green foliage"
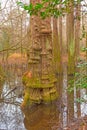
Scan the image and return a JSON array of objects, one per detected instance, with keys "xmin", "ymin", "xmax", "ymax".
[
  {"xmin": 0, "ymin": 2, "xmax": 1, "ymax": 9},
  {"xmin": 17, "ymin": 0, "xmax": 82, "ymax": 18},
  {"xmin": 75, "ymin": 97, "xmax": 86, "ymax": 103},
  {"xmin": 68, "ymin": 60, "xmax": 87, "ymax": 91},
  {"xmin": 68, "ymin": 48, "xmax": 87, "ymax": 103},
  {"xmin": 82, "ymin": 47, "xmax": 87, "ymax": 52}
]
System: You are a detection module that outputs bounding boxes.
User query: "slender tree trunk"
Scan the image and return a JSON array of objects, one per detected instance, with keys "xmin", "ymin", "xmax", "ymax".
[
  {"xmin": 59, "ymin": 2, "xmax": 63, "ymax": 57},
  {"xmin": 66, "ymin": 0, "xmax": 75, "ymax": 122},
  {"xmin": 52, "ymin": 17, "xmax": 63, "ymax": 99},
  {"xmin": 86, "ymin": 33, "xmax": 87, "ymax": 94},
  {"xmin": 86, "ymin": 33, "xmax": 87, "ymax": 61},
  {"xmin": 75, "ymin": 3, "xmax": 81, "ymax": 117},
  {"xmin": 52, "ymin": 15, "xmax": 63, "ymax": 127},
  {"xmin": 67, "ymin": 5, "xmax": 75, "ymax": 75},
  {"xmin": 75, "ymin": 4, "xmax": 81, "ymax": 64},
  {"xmin": 53, "ymin": 18, "xmax": 62, "ymax": 74}
]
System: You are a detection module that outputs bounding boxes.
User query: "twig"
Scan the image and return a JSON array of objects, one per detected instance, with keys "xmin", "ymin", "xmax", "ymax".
[
  {"xmin": 0, "ymin": 34, "xmax": 27, "ymax": 53},
  {"xmin": 4, "ymin": 86, "xmax": 17, "ymax": 97}
]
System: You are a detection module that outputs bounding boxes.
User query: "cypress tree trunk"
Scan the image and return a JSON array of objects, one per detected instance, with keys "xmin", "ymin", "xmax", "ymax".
[{"xmin": 22, "ymin": 0, "xmax": 58, "ymax": 107}]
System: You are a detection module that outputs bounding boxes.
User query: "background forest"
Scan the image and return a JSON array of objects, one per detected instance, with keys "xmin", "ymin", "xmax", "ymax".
[{"xmin": 0, "ymin": 0, "xmax": 87, "ymax": 130}]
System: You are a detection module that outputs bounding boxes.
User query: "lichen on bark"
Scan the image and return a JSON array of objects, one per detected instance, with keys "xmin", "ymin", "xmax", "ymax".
[{"xmin": 21, "ymin": 0, "xmax": 58, "ymax": 108}]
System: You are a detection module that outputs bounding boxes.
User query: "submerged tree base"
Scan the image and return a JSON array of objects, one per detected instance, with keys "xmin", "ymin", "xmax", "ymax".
[
  {"xmin": 21, "ymin": 71, "xmax": 58, "ymax": 108},
  {"xmin": 0, "ymin": 66, "xmax": 5, "ymax": 82}
]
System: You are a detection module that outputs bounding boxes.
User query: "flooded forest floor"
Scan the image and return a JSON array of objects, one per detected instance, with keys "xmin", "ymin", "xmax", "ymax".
[{"xmin": 0, "ymin": 52, "xmax": 87, "ymax": 130}]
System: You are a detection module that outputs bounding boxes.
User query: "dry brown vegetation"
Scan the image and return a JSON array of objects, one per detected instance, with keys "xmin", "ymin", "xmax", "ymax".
[{"xmin": 7, "ymin": 53, "xmax": 27, "ymax": 65}]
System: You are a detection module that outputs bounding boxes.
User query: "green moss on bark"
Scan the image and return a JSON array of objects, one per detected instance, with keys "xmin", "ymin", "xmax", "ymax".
[{"xmin": 22, "ymin": 72, "xmax": 58, "ymax": 106}]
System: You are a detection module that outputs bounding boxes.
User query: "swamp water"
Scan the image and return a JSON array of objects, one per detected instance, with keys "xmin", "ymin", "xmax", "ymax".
[{"xmin": 0, "ymin": 64, "xmax": 87, "ymax": 130}]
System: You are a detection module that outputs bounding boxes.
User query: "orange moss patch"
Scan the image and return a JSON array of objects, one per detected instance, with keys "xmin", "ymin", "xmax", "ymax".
[
  {"xmin": 62, "ymin": 52, "xmax": 86, "ymax": 64},
  {"xmin": 8, "ymin": 53, "xmax": 27, "ymax": 59},
  {"xmin": 7, "ymin": 53, "xmax": 27, "ymax": 65},
  {"xmin": 24, "ymin": 71, "xmax": 32, "ymax": 78},
  {"xmin": 79, "ymin": 52, "xmax": 86, "ymax": 60}
]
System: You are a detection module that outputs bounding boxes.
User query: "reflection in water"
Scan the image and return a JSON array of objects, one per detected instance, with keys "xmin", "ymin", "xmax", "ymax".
[
  {"xmin": 0, "ymin": 64, "xmax": 87, "ymax": 130},
  {"xmin": 23, "ymin": 104, "xmax": 60, "ymax": 130},
  {"xmin": 22, "ymin": 66, "xmax": 68, "ymax": 130},
  {"xmin": 0, "ymin": 65, "xmax": 26, "ymax": 130},
  {"xmin": 0, "ymin": 103, "xmax": 25, "ymax": 130},
  {"xmin": 0, "ymin": 79, "xmax": 25, "ymax": 130},
  {"xmin": 67, "ymin": 75, "xmax": 74, "ymax": 122}
]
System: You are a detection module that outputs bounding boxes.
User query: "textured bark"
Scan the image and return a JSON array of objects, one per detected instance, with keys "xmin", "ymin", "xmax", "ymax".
[
  {"xmin": 52, "ymin": 18, "xmax": 63, "ymax": 102},
  {"xmin": 59, "ymin": 2, "xmax": 63, "ymax": 56},
  {"xmin": 75, "ymin": 4, "xmax": 81, "ymax": 64},
  {"xmin": 22, "ymin": 0, "xmax": 58, "ymax": 106},
  {"xmin": 75, "ymin": 3, "xmax": 81, "ymax": 118},
  {"xmin": 53, "ymin": 18, "xmax": 62, "ymax": 74},
  {"xmin": 67, "ymin": 1, "xmax": 75, "ymax": 75}
]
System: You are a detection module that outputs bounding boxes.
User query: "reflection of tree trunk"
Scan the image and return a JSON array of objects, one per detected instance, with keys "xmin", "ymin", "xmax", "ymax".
[
  {"xmin": 86, "ymin": 32, "xmax": 87, "ymax": 61},
  {"xmin": 0, "ymin": 81, "xmax": 4, "ymax": 101},
  {"xmin": 52, "ymin": 17, "xmax": 63, "ymax": 126},
  {"xmin": 86, "ymin": 33, "xmax": 87, "ymax": 60},
  {"xmin": 0, "ymin": 85, "xmax": 3, "ymax": 99},
  {"xmin": 76, "ymin": 89, "xmax": 81, "ymax": 117},
  {"xmin": 67, "ymin": 75, "xmax": 74, "ymax": 122},
  {"xmin": 57, "ymin": 74, "xmax": 63, "ymax": 127},
  {"xmin": 86, "ymin": 33, "xmax": 87, "ymax": 94},
  {"xmin": 75, "ymin": 66, "xmax": 81, "ymax": 117},
  {"xmin": 23, "ymin": 104, "xmax": 59, "ymax": 130}
]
